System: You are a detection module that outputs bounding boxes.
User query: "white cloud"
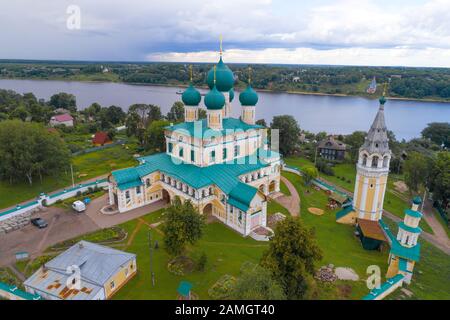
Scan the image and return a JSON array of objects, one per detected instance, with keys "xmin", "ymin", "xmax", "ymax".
[
  {"xmin": 0, "ymin": 0, "xmax": 449, "ymax": 66},
  {"xmin": 148, "ymin": 46, "xmax": 450, "ymax": 67}
]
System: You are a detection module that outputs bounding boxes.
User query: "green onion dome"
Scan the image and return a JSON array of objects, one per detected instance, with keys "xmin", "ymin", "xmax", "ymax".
[
  {"xmin": 229, "ymin": 88, "xmax": 234, "ymax": 102},
  {"xmin": 204, "ymin": 85, "xmax": 225, "ymax": 110},
  {"xmin": 379, "ymin": 96, "xmax": 386, "ymax": 105},
  {"xmin": 412, "ymin": 196, "xmax": 422, "ymax": 205},
  {"xmin": 239, "ymin": 84, "xmax": 258, "ymax": 106},
  {"xmin": 207, "ymin": 57, "xmax": 234, "ymax": 92},
  {"xmin": 182, "ymin": 83, "xmax": 201, "ymax": 106}
]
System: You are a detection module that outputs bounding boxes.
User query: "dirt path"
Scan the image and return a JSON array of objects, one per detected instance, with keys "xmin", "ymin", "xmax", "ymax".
[
  {"xmin": 125, "ymin": 220, "xmax": 143, "ymax": 248},
  {"xmin": 273, "ymin": 176, "xmax": 300, "ymax": 216}
]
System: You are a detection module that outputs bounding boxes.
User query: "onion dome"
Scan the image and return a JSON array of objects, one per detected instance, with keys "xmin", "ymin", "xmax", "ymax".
[
  {"xmin": 205, "ymin": 85, "xmax": 225, "ymax": 110},
  {"xmin": 182, "ymin": 83, "xmax": 201, "ymax": 106},
  {"xmin": 229, "ymin": 88, "xmax": 235, "ymax": 102},
  {"xmin": 207, "ymin": 57, "xmax": 234, "ymax": 92},
  {"xmin": 412, "ymin": 196, "xmax": 422, "ymax": 205},
  {"xmin": 239, "ymin": 84, "xmax": 258, "ymax": 106},
  {"xmin": 379, "ymin": 95, "xmax": 386, "ymax": 105}
]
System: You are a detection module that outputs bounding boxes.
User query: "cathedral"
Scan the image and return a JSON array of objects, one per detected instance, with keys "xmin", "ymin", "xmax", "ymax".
[{"xmin": 107, "ymin": 46, "xmax": 281, "ymax": 238}]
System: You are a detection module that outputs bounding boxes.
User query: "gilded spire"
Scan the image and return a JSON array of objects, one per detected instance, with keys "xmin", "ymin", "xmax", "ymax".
[
  {"xmin": 248, "ymin": 67, "xmax": 252, "ymax": 85},
  {"xmin": 219, "ymin": 35, "xmax": 223, "ymax": 57},
  {"xmin": 213, "ymin": 65, "xmax": 216, "ymax": 84},
  {"xmin": 189, "ymin": 65, "xmax": 193, "ymax": 82}
]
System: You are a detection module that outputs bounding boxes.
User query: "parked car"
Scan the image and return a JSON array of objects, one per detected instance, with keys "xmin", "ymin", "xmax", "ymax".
[
  {"xmin": 72, "ymin": 200, "xmax": 86, "ymax": 213},
  {"xmin": 31, "ymin": 218, "xmax": 48, "ymax": 229}
]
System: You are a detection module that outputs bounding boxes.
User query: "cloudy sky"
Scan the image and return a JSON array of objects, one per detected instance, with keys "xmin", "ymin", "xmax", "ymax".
[{"xmin": 1, "ymin": 0, "xmax": 450, "ymax": 67}]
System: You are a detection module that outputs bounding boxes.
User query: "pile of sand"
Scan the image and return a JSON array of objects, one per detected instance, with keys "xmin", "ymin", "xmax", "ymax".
[
  {"xmin": 308, "ymin": 207, "xmax": 324, "ymax": 215},
  {"xmin": 335, "ymin": 267, "xmax": 359, "ymax": 281}
]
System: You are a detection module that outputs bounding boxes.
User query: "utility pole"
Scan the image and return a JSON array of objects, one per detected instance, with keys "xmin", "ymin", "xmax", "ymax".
[{"xmin": 148, "ymin": 231, "xmax": 155, "ymax": 286}]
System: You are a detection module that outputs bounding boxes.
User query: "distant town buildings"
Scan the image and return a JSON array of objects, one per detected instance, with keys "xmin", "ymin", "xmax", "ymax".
[
  {"xmin": 24, "ymin": 241, "xmax": 136, "ymax": 300},
  {"xmin": 318, "ymin": 136, "xmax": 346, "ymax": 161},
  {"xmin": 50, "ymin": 114, "xmax": 74, "ymax": 127}
]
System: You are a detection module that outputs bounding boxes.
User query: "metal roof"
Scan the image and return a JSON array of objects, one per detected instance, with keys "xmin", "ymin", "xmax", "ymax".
[
  {"xmin": 24, "ymin": 241, "xmax": 136, "ymax": 300},
  {"xmin": 112, "ymin": 151, "xmax": 269, "ymax": 207}
]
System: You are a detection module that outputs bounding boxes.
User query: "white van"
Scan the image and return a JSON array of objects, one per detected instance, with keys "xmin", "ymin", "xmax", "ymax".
[{"xmin": 72, "ymin": 200, "xmax": 86, "ymax": 213}]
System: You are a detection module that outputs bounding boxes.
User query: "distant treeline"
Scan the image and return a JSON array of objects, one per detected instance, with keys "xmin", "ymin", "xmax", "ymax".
[{"xmin": 1, "ymin": 60, "xmax": 450, "ymax": 100}]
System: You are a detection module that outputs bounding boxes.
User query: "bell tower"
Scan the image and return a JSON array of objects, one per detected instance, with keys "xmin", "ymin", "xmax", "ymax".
[{"xmin": 353, "ymin": 95, "xmax": 391, "ymax": 221}]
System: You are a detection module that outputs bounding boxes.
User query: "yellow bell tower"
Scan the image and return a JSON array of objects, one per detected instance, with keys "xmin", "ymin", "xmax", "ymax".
[{"xmin": 353, "ymin": 94, "xmax": 391, "ymax": 221}]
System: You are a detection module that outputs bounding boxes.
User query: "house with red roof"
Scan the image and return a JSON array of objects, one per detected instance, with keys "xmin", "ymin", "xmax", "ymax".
[
  {"xmin": 92, "ymin": 131, "xmax": 112, "ymax": 146},
  {"xmin": 49, "ymin": 114, "xmax": 74, "ymax": 127}
]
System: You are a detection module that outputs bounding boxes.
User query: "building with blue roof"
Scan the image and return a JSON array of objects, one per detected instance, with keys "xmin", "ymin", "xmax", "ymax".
[{"xmin": 108, "ymin": 41, "xmax": 280, "ymax": 238}]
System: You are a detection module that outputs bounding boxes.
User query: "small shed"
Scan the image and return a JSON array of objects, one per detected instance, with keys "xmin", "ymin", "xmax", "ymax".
[
  {"xmin": 356, "ymin": 219, "xmax": 387, "ymax": 251},
  {"xmin": 92, "ymin": 132, "xmax": 112, "ymax": 146}
]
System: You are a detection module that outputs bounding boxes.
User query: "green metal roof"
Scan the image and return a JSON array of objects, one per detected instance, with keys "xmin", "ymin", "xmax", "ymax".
[
  {"xmin": 112, "ymin": 152, "xmax": 268, "ymax": 208},
  {"xmin": 182, "ymin": 83, "xmax": 201, "ymax": 106},
  {"xmin": 404, "ymin": 208, "xmax": 423, "ymax": 218},
  {"xmin": 239, "ymin": 84, "xmax": 258, "ymax": 106},
  {"xmin": 362, "ymin": 274, "xmax": 404, "ymax": 300},
  {"xmin": 0, "ymin": 282, "xmax": 42, "ymax": 300},
  {"xmin": 165, "ymin": 118, "xmax": 263, "ymax": 138},
  {"xmin": 398, "ymin": 221, "xmax": 422, "ymax": 234},
  {"xmin": 412, "ymin": 196, "xmax": 422, "ymax": 205},
  {"xmin": 207, "ymin": 57, "xmax": 234, "ymax": 92},
  {"xmin": 336, "ymin": 206, "xmax": 354, "ymax": 220},
  {"xmin": 391, "ymin": 241, "xmax": 421, "ymax": 262},
  {"xmin": 379, "ymin": 219, "xmax": 421, "ymax": 262},
  {"xmin": 205, "ymin": 84, "xmax": 225, "ymax": 110}
]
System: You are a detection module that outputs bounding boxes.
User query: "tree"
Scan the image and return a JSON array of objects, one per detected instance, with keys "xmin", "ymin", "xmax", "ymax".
[
  {"xmin": 49, "ymin": 92, "xmax": 77, "ymax": 112},
  {"xmin": 84, "ymin": 102, "xmax": 102, "ymax": 118},
  {"xmin": 403, "ymin": 151, "xmax": 429, "ymax": 193},
  {"xmin": 344, "ymin": 131, "xmax": 366, "ymax": 162},
  {"xmin": 270, "ymin": 115, "xmax": 301, "ymax": 156},
  {"xmin": 145, "ymin": 120, "xmax": 170, "ymax": 152},
  {"xmin": 127, "ymin": 104, "xmax": 162, "ymax": 145},
  {"xmin": 427, "ymin": 151, "xmax": 450, "ymax": 207},
  {"xmin": 167, "ymin": 101, "xmax": 184, "ymax": 123},
  {"xmin": 0, "ymin": 120, "xmax": 70, "ymax": 185},
  {"xmin": 98, "ymin": 105, "xmax": 126, "ymax": 129},
  {"xmin": 302, "ymin": 166, "xmax": 318, "ymax": 185},
  {"xmin": 162, "ymin": 197, "xmax": 206, "ymax": 256},
  {"xmin": 255, "ymin": 119, "xmax": 267, "ymax": 127},
  {"xmin": 421, "ymin": 122, "xmax": 450, "ymax": 148},
  {"xmin": 233, "ymin": 263, "xmax": 286, "ymax": 300},
  {"xmin": 261, "ymin": 217, "xmax": 322, "ymax": 300}
]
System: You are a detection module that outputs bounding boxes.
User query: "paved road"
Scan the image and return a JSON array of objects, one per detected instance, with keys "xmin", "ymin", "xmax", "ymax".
[
  {"xmin": 0, "ymin": 206, "xmax": 98, "ymax": 266},
  {"xmin": 0, "ymin": 194, "xmax": 168, "ymax": 267}
]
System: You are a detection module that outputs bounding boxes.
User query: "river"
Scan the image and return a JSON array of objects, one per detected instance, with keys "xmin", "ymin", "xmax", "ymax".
[{"xmin": 1, "ymin": 79, "xmax": 449, "ymax": 140}]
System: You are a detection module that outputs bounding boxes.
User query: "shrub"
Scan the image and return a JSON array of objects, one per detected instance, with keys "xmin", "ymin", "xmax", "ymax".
[
  {"xmin": 196, "ymin": 252, "xmax": 207, "ymax": 272},
  {"xmin": 208, "ymin": 275, "xmax": 237, "ymax": 299},
  {"xmin": 76, "ymin": 191, "xmax": 82, "ymax": 197}
]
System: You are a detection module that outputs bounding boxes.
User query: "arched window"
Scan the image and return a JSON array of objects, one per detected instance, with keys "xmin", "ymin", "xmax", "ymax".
[
  {"xmin": 146, "ymin": 178, "xmax": 150, "ymax": 187},
  {"xmin": 383, "ymin": 156, "xmax": 389, "ymax": 168},
  {"xmin": 372, "ymin": 156, "xmax": 379, "ymax": 168},
  {"xmin": 362, "ymin": 154, "xmax": 368, "ymax": 166}
]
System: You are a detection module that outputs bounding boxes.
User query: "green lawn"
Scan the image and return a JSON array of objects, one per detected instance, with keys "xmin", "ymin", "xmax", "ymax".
[
  {"xmin": 113, "ymin": 216, "xmax": 268, "ymax": 300},
  {"xmin": 282, "ymin": 171, "xmax": 389, "ymax": 299},
  {"xmin": 0, "ymin": 144, "xmax": 137, "ymax": 209},
  {"xmin": 284, "ymin": 157, "xmax": 434, "ymax": 234}
]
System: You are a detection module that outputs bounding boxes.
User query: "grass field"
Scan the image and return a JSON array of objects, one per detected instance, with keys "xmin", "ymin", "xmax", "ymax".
[
  {"xmin": 284, "ymin": 157, "xmax": 434, "ymax": 234},
  {"xmin": 0, "ymin": 144, "xmax": 137, "ymax": 209}
]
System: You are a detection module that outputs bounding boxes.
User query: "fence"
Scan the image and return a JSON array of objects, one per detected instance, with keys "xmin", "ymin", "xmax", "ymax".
[
  {"xmin": 0, "ymin": 178, "xmax": 109, "ymax": 223},
  {"xmin": 71, "ymin": 139, "xmax": 126, "ymax": 156}
]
